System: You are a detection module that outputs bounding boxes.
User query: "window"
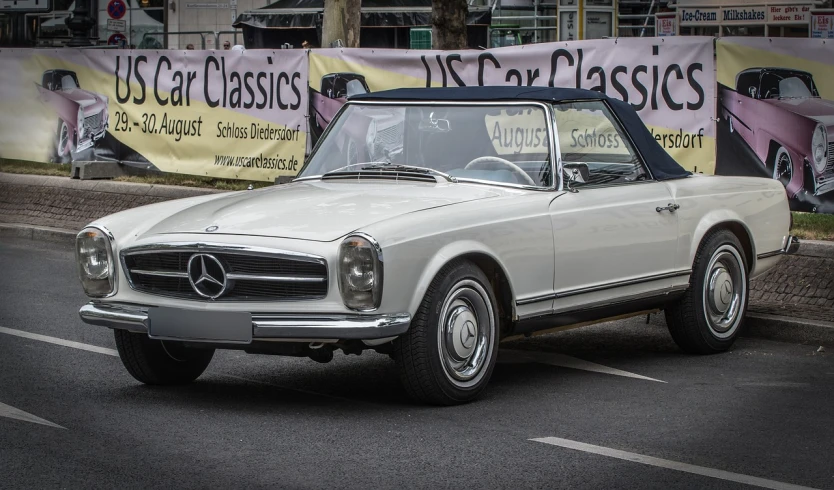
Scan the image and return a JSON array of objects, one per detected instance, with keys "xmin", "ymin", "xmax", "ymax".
[{"xmin": 553, "ymin": 100, "xmax": 648, "ymax": 187}]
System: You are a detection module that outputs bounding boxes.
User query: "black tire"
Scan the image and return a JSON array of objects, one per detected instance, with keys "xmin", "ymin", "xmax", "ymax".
[
  {"xmin": 114, "ymin": 329, "xmax": 214, "ymax": 385},
  {"xmin": 665, "ymin": 230, "xmax": 749, "ymax": 354},
  {"xmin": 393, "ymin": 260, "xmax": 500, "ymax": 405}
]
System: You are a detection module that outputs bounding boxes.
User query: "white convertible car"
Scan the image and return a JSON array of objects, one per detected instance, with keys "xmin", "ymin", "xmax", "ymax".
[{"xmin": 77, "ymin": 87, "xmax": 798, "ymax": 405}]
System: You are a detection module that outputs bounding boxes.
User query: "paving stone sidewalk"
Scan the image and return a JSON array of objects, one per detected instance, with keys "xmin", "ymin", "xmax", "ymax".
[
  {"xmin": 0, "ymin": 173, "xmax": 218, "ymax": 232},
  {"xmin": 749, "ymin": 242, "xmax": 834, "ymax": 324}
]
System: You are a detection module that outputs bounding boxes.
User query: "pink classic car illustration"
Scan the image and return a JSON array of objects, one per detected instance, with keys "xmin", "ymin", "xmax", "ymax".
[
  {"xmin": 37, "ymin": 69, "xmax": 109, "ymax": 158},
  {"xmin": 309, "ymin": 72, "xmax": 370, "ymax": 144},
  {"xmin": 720, "ymin": 68, "xmax": 833, "ymax": 202}
]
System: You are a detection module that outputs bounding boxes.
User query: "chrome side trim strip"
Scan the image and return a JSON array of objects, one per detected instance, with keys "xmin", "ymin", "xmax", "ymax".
[
  {"xmin": 516, "ymin": 293, "xmax": 558, "ymax": 306},
  {"xmin": 758, "ymin": 235, "xmax": 800, "ymax": 259},
  {"xmin": 556, "ymin": 269, "xmax": 692, "ymax": 299},
  {"xmin": 225, "ymin": 273, "xmax": 326, "ymax": 283},
  {"xmin": 130, "ymin": 269, "xmax": 189, "ymax": 278},
  {"xmin": 552, "ymin": 285, "xmax": 689, "ymax": 315},
  {"xmin": 78, "ymin": 302, "xmax": 411, "ymax": 341},
  {"xmin": 515, "ymin": 269, "xmax": 692, "ymax": 307}
]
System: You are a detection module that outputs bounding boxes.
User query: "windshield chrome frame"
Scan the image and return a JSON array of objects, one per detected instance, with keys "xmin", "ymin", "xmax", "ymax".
[{"xmin": 295, "ymin": 100, "xmax": 561, "ymax": 192}]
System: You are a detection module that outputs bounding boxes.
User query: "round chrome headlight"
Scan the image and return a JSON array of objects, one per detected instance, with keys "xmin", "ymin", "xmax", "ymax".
[
  {"xmin": 338, "ymin": 234, "xmax": 382, "ymax": 311},
  {"xmin": 811, "ymin": 123, "xmax": 827, "ymax": 173},
  {"xmin": 76, "ymin": 226, "xmax": 116, "ymax": 297}
]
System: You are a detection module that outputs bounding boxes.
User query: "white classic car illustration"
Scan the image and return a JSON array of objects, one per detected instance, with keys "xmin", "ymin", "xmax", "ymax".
[{"xmin": 76, "ymin": 87, "xmax": 798, "ymax": 405}]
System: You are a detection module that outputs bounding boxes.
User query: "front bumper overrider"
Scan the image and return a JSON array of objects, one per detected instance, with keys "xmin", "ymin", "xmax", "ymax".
[{"xmin": 79, "ymin": 302, "xmax": 411, "ymax": 341}]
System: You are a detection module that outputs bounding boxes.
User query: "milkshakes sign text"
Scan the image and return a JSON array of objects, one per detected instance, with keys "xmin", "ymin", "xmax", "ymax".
[
  {"xmin": 680, "ymin": 7, "xmax": 771, "ymax": 25},
  {"xmin": 680, "ymin": 5, "xmax": 812, "ymax": 26}
]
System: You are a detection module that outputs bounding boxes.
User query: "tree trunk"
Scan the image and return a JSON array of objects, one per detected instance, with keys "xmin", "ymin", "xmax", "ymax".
[
  {"xmin": 432, "ymin": 0, "xmax": 468, "ymax": 50},
  {"xmin": 321, "ymin": 0, "xmax": 361, "ymax": 48}
]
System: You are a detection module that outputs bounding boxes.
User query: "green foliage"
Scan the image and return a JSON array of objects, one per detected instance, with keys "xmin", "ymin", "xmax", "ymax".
[{"xmin": 792, "ymin": 212, "xmax": 834, "ymax": 241}]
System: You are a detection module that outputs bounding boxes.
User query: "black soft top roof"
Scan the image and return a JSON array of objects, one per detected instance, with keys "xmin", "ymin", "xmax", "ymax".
[{"xmin": 351, "ymin": 86, "xmax": 691, "ymax": 181}]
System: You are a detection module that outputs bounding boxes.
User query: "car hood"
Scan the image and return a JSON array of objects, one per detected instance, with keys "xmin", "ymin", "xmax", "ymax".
[
  {"xmin": 61, "ymin": 88, "xmax": 104, "ymax": 108},
  {"xmin": 139, "ymin": 180, "xmax": 501, "ymax": 242},
  {"xmin": 764, "ymin": 97, "xmax": 834, "ymax": 126}
]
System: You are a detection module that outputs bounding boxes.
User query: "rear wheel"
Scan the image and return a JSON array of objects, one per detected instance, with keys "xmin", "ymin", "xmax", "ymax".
[
  {"xmin": 393, "ymin": 260, "xmax": 499, "ymax": 405},
  {"xmin": 665, "ymin": 230, "xmax": 749, "ymax": 354},
  {"xmin": 114, "ymin": 330, "xmax": 214, "ymax": 385}
]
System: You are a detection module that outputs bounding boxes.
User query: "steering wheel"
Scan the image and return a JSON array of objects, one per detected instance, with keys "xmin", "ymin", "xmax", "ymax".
[{"xmin": 463, "ymin": 156, "xmax": 537, "ymax": 186}]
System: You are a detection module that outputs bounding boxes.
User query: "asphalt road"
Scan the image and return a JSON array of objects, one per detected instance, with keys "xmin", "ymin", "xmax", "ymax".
[{"xmin": 1, "ymin": 236, "xmax": 833, "ymax": 490}]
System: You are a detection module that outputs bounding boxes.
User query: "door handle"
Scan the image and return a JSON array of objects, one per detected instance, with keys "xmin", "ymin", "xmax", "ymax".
[{"xmin": 656, "ymin": 203, "xmax": 680, "ymax": 213}]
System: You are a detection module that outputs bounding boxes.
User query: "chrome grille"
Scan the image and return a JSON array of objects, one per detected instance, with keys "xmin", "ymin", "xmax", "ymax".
[
  {"xmin": 84, "ymin": 111, "xmax": 104, "ymax": 134},
  {"xmin": 122, "ymin": 248, "xmax": 328, "ymax": 301},
  {"xmin": 828, "ymin": 142, "xmax": 834, "ymax": 169}
]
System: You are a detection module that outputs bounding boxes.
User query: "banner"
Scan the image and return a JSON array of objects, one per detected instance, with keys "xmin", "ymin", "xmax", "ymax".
[
  {"xmin": 309, "ymin": 37, "xmax": 715, "ymax": 173},
  {"xmin": 716, "ymin": 38, "xmax": 834, "ymax": 214},
  {"xmin": 0, "ymin": 49, "xmax": 308, "ymax": 182}
]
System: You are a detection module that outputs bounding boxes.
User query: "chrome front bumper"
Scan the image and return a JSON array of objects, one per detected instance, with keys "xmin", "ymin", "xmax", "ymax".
[{"xmin": 79, "ymin": 302, "xmax": 411, "ymax": 341}]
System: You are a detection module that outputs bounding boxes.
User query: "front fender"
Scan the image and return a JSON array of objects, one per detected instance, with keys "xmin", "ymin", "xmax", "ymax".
[{"xmin": 403, "ymin": 240, "xmax": 517, "ymax": 319}]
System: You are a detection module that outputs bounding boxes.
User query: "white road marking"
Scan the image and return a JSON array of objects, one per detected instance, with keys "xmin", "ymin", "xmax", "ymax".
[
  {"xmin": 0, "ymin": 326, "xmax": 118, "ymax": 357},
  {"xmin": 0, "ymin": 401, "xmax": 65, "ymax": 429},
  {"xmin": 530, "ymin": 437, "xmax": 817, "ymax": 490},
  {"xmin": 500, "ymin": 349, "xmax": 665, "ymax": 383}
]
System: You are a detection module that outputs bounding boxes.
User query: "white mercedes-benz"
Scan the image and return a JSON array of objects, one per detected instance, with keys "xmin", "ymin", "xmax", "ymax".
[{"xmin": 76, "ymin": 87, "xmax": 798, "ymax": 405}]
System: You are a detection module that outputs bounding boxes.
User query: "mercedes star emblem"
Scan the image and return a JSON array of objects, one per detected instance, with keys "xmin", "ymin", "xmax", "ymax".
[
  {"xmin": 205, "ymin": 225, "xmax": 219, "ymax": 232},
  {"xmin": 460, "ymin": 320, "xmax": 477, "ymax": 349},
  {"xmin": 187, "ymin": 253, "xmax": 227, "ymax": 299}
]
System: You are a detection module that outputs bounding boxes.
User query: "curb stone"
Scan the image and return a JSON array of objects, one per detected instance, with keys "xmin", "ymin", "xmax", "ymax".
[
  {"xmin": 2, "ymin": 222, "xmax": 832, "ymax": 348},
  {"xmin": 744, "ymin": 313, "xmax": 834, "ymax": 347},
  {"xmin": 0, "ymin": 223, "xmax": 76, "ymax": 243}
]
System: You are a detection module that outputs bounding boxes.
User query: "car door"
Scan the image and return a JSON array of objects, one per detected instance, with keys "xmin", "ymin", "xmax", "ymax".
[{"xmin": 548, "ymin": 100, "xmax": 681, "ymax": 312}]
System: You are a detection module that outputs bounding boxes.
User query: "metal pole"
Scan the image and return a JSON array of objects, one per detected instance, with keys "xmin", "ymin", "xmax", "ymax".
[{"xmin": 639, "ymin": 0, "xmax": 656, "ymax": 37}]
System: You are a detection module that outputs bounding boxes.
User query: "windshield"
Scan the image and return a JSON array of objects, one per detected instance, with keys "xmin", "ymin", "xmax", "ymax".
[
  {"xmin": 60, "ymin": 74, "xmax": 78, "ymax": 91},
  {"xmin": 299, "ymin": 103, "xmax": 553, "ymax": 188},
  {"xmin": 760, "ymin": 71, "xmax": 818, "ymax": 99}
]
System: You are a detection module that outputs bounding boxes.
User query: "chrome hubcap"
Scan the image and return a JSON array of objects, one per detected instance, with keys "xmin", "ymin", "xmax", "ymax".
[
  {"xmin": 702, "ymin": 245, "xmax": 746, "ymax": 338},
  {"xmin": 437, "ymin": 280, "xmax": 494, "ymax": 388},
  {"xmin": 774, "ymin": 150, "xmax": 792, "ymax": 186},
  {"xmin": 59, "ymin": 124, "xmax": 68, "ymax": 154}
]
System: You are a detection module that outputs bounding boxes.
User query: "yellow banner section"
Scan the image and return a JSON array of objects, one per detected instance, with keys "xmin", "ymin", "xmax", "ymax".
[
  {"xmin": 0, "ymin": 50, "xmax": 308, "ymax": 182},
  {"xmin": 717, "ymin": 41, "xmax": 834, "ymax": 99}
]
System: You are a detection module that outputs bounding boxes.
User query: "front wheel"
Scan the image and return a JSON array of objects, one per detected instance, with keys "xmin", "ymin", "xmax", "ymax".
[
  {"xmin": 393, "ymin": 260, "xmax": 499, "ymax": 405},
  {"xmin": 114, "ymin": 330, "xmax": 214, "ymax": 385},
  {"xmin": 772, "ymin": 146, "xmax": 793, "ymax": 188},
  {"xmin": 56, "ymin": 120, "xmax": 72, "ymax": 158},
  {"xmin": 665, "ymin": 230, "xmax": 749, "ymax": 354}
]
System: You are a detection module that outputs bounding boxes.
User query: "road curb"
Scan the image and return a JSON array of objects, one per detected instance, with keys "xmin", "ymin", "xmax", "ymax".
[
  {"xmin": 0, "ymin": 223, "xmax": 76, "ymax": 243},
  {"xmin": 744, "ymin": 313, "xmax": 834, "ymax": 346}
]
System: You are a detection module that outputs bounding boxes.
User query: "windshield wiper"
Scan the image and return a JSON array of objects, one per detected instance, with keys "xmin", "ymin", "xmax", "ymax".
[{"xmin": 323, "ymin": 163, "xmax": 456, "ymax": 183}]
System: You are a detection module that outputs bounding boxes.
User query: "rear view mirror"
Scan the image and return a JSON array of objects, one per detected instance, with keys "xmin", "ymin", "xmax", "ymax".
[{"xmin": 418, "ymin": 112, "xmax": 451, "ymax": 133}]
